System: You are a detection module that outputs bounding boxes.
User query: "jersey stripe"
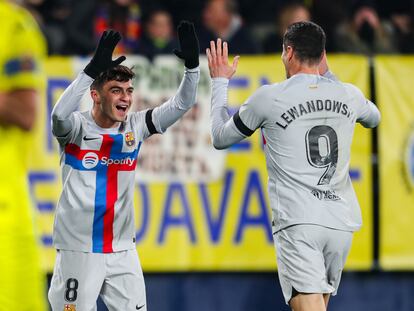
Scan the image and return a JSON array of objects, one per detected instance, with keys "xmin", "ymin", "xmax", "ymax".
[
  {"xmin": 93, "ymin": 167, "xmax": 108, "ymax": 252},
  {"xmin": 63, "ymin": 134, "xmax": 141, "ymax": 253},
  {"xmin": 103, "ymin": 161, "xmax": 117, "ymax": 253},
  {"xmin": 103, "ymin": 134, "xmax": 125, "ymax": 253},
  {"xmin": 93, "ymin": 135, "xmax": 113, "ymax": 252},
  {"xmin": 233, "ymin": 111, "xmax": 254, "ymax": 136}
]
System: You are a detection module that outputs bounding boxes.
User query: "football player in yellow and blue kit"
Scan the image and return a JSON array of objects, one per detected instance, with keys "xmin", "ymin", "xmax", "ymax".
[{"xmin": 0, "ymin": 1, "xmax": 48, "ymax": 310}]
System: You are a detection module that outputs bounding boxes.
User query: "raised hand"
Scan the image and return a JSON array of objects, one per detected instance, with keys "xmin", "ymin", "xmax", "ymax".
[
  {"xmin": 206, "ymin": 38, "xmax": 239, "ymax": 79},
  {"xmin": 173, "ymin": 21, "xmax": 200, "ymax": 69},
  {"xmin": 84, "ymin": 30, "xmax": 126, "ymax": 79}
]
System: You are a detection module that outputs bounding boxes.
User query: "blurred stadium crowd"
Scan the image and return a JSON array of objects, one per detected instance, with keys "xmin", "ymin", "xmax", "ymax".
[{"xmin": 22, "ymin": 0, "xmax": 414, "ymax": 57}]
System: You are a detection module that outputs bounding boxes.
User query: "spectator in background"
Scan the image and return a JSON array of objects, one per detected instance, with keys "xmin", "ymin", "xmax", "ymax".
[
  {"xmin": 311, "ymin": 0, "xmax": 348, "ymax": 52},
  {"xmin": 263, "ymin": 2, "xmax": 311, "ymax": 54},
  {"xmin": 22, "ymin": 0, "xmax": 46, "ymax": 29},
  {"xmin": 198, "ymin": 0, "xmax": 260, "ymax": 54},
  {"xmin": 135, "ymin": 8, "xmax": 179, "ymax": 60},
  {"xmin": 390, "ymin": 5, "xmax": 414, "ymax": 53},
  {"xmin": 0, "ymin": 1, "xmax": 48, "ymax": 310},
  {"xmin": 94, "ymin": 0, "xmax": 142, "ymax": 54},
  {"xmin": 23, "ymin": 0, "xmax": 98, "ymax": 55},
  {"xmin": 23, "ymin": 0, "xmax": 72, "ymax": 55},
  {"xmin": 64, "ymin": 0, "xmax": 97, "ymax": 55},
  {"xmin": 333, "ymin": 4, "xmax": 397, "ymax": 54}
]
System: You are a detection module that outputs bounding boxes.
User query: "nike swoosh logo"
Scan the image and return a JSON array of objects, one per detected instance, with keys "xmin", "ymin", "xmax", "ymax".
[
  {"xmin": 83, "ymin": 135, "xmax": 99, "ymax": 141},
  {"xmin": 136, "ymin": 304, "xmax": 145, "ymax": 310}
]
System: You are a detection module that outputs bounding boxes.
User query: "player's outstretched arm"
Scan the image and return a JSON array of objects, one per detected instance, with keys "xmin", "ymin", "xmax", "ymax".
[
  {"xmin": 207, "ymin": 39, "xmax": 245, "ymax": 149},
  {"xmin": 51, "ymin": 72, "xmax": 94, "ymax": 139},
  {"xmin": 145, "ymin": 21, "xmax": 200, "ymax": 136},
  {"xmin": 52, "ymin": 30, "xmax": 126, "ymax": 138}
]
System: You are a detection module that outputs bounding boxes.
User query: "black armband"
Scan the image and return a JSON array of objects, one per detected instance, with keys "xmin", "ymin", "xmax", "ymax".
[
  {"xmin": 145, "ymin": 109, "xmax": 158, "ymax": 135},
  {"xmin": 233, "ymin": 111, "xmax": 254, "ymax": 136}
]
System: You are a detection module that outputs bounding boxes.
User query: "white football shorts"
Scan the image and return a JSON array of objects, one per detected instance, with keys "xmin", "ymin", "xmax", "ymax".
[
  {"xmin": 273, "ymin": 224, "xmax": 353, "ymax": 304},
  {"xmin": 48, "ymin": 249, "xmax": 146, "ymax": 311}
]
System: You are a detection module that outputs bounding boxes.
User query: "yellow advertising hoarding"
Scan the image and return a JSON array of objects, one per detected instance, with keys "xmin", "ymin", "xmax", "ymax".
[
  {"xmin": 30, "ymin": 55, "xmax": 373, "ymax": 272},
  {"xmin": 375, "ymin": 56, "xmax": 414, "ymax": 270},
  {"xmin": 329, "ymin": 55, "xmax": 373, "ymax": 269}
]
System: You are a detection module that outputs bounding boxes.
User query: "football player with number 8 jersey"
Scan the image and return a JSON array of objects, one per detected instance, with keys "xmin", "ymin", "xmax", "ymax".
[{"xmin": 48, "ymin": 22, "xmax": 200, "ymax": 311}]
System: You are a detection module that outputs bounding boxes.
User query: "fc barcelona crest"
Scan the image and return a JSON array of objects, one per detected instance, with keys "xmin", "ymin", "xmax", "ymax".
[
  {"xmin": 125, "ymin": 131, "xmax": 136, "ymax": 147},
  {"xmin": 64, "ymin": 304, "xmax": 76, "ymax": 311}
]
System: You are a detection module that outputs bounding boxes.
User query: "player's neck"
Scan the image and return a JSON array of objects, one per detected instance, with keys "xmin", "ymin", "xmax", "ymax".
[
  {"xmin": 288, "ymin": 62, "xmax": 319, "ymax": 77},
  {"xmin": 91, "ymin": 109, "xmax": 120, "ymax": 129}
]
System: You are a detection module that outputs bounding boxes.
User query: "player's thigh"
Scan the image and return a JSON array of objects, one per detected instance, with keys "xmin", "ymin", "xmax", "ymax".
[
  {"xmin": 48, "ymin": 250, "xmax": 105, "ymax": 311},
  {"xmin": 289, "ymin": 293, "xmax": 326, "ymax": 311},
  {"xmin": 323, "ymin": 293, "xmax": 331, "ymax": 308},
  {"xmin": 323, "ymin": 229, "xmax": 353, "ymax": 296},
  {"xmin": 100, "ymin": 250, "xmax": 146, "ymax": 311},
  {"xmin": 274, "ymin": 225, "xmax": 335, "ymax": 304}
]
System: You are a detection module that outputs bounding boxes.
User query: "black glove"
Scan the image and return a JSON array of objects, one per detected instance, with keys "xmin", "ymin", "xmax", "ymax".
[
  {"xmin": 173, "ymin": 21, "xmax": 199, "ymax": 69},
  {"xmin": 84, "ymin": 30, "xmax": 126, "ymax": 79}
]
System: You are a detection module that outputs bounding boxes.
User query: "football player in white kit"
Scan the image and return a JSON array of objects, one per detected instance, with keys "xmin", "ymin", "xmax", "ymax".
[
  {"xmin": 48, "ymin": 22, "xmax": 200, "ymax": 311},
  {"xmin": 206, "ymin": 22, "xmax": 380, "ymax": 311}
]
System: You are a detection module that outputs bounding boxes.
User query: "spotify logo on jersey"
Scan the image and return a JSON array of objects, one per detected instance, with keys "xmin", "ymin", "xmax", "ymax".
[{"xmin": 82, "ymin": 152, "xmax": 99, "ymax": 169}]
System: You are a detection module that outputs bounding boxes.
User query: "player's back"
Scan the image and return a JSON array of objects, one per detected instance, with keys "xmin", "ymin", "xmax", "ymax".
[{"xmin": 251, "ymin": 73, "xmax": 377, "ymax": 232}]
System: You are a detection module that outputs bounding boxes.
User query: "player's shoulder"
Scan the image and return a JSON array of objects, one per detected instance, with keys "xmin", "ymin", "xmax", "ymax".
[
  {"xmin": 276, "ymin": 74, "xmax": 338, "ymax": 91},
  {"xmin": 256, "ymin": 83, "xmax": 278, "ymax": 93},
  {"xmin": 251, "ymin": 83, "xmax": 281, "ymax": 99},
  {"xmin": 71, "ymin": 111, "xmax": 90, "ymax": 128},
  {"xmin": 1, "ymin": 2, "xmax": 46, "ymax": 57},
  {"xmin": 127, "ymin": 109, "xmax": 146, "ymax": 124},
  {"xmin": 245, "ymin": 83, "xmax": 279, "ymax": 109},
  {"xmin": 341, "ymin": 82, "xmax": 365, "ymax": 100}
]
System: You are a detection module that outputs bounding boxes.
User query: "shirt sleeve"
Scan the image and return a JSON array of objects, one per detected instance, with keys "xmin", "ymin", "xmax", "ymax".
[
  {"xmin": 209, "ymin": 78, "xmax": 245, "ymax": 149},
  {"xmin": 357, "ymin": 98, "xmax": 381, "ymax": 128},
  {"xmin": 235, "ymin": 85, "xmax": 268, "ymax": 135},
  {"xmin": 0, "ymin": 7, "xmax": 46, "ymax": 92},
  {"xmin": 210, "ymin": 78, "xmax": 269, "ymax": 149},
  {"xmin": 51, "ymin": 71, "xmax": 93, "ymax": 142},
  {"xmin": 140, "ymin": 67, "xmax": 200, "ymax": 139},
  {"xmin": 346, "ymin": 83, "xmax": 381, "ymax": 128}
]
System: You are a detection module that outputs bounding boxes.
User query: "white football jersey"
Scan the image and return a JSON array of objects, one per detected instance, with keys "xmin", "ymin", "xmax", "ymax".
[
  {"xmin": 214, "ymin": 73, "xmax": 380, "ymax": 232},
  {"xmin": 54, "ymin": 110, "xmax": 150, "ymax": 253},
  {"xmin": 52, "ymin": 69, "xmax": 199, "ymax": 253}
]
